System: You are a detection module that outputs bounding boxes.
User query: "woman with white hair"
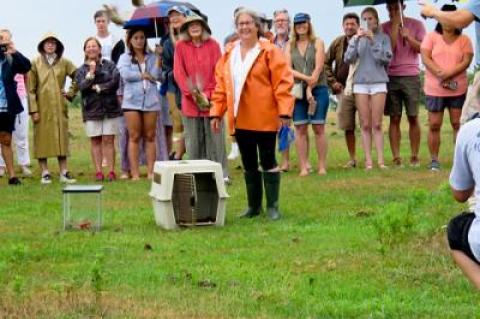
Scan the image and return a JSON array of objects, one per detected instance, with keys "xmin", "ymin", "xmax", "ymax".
[
  {"xmin": 210, "ymin": 9, "xmax": 294, "ymax": 220},
  {"xmin": 173, "ymin": 15, "xmax": 228, "ymax": 180}
]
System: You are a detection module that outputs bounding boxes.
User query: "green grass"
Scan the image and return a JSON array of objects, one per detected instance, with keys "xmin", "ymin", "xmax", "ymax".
[{"xmin": 0, "ymin": 108, "xmax": 478, "ymax": 318}]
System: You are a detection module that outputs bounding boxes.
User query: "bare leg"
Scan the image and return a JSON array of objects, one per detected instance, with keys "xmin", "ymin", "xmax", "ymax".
[
  {"xmin": 451, "ymin": 250, "xmax": 480, "ymax": 290},
  {"xmin": 0, "ymin": 132, "xmax": 15, "ymax": 178},
  {"xmin": 279, "ymin": 148, "xmax": 290, "ymax": 171},
  {"xmin": 388, "ymin": 115, "xmax": 402, "ymax": 162},
  {"xmin": 312, "ymin": 124, "xmax": 327, "ymax": 175},
  {"xmin": 371, "ymin": 93, "xmax": 386, "ymax": 167},
  {"xmin": 407, "ymin": 115, "xmax": 420, "ymax": 163},
  {"xmin": 103, "ymin": 135, "xmax": 116, "ymax": 173},
  {"xmin": 90, "ymin": 136, "xmax": 103, "ymax": 173},
  {"xmin": 39, "ymin": 158, "xmax": 48, "ymax": 174},
  {"xmin": 57, "ymin": 156, "xmax": 70, "ymax": 175},
  {"xmin": 345, "ymin": 129, "xmax": 356, "ymax": 162},
  {"xmin": 294, "ymin": 124, "xmax": 309, "ymax": 176},
  {"xmin": 165, "ymin": 126, "xmax": 173, "ymax": 155},
  {"xmin": 448, "ymin": 107, "xmax": 462, "ymax": 144},
  {"xmin": 355, "ymin": 94, "xmax": 373, "ymax": 168},
  {"xmin": 174, "ymin": 135, "xmax": 186, "ymax": 160},
  {"xmin": 124, "ymin": 111, "xmax": 142, "ymax": 180},
  {"xmin": 427, "ymin": 111, "xmax": 444, "ymax": 161},
  {"xmin": 142, "ymin": 112, "xmax": 158, "ymax": 179}
]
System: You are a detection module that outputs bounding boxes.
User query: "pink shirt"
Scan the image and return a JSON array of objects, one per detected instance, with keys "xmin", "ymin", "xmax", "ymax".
[
  {"xmin": 173, "ymin": 38, "xmax": 221, "ymax": 117},
  {"xmin": 14, "ymin": 74, "xmax": 27, "ymax": 98},
  {"xmin": 382, "ymin": 17, "xmax": 426, "ymax": 76},
  {"xmin": 421, "ymin": 32, "xmax": 473, "ymax": 97}
]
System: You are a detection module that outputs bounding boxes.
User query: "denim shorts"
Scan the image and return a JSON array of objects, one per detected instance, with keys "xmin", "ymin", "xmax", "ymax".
[
  {"xmin": 293, "ymin": 86, "xmax": 329, "ymax": 125},
  {"xmin": 425, "ymin": 94, "xmax": 466, "ymax": 112}
]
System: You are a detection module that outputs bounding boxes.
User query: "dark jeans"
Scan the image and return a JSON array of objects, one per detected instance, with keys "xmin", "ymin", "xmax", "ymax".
[{"xmin": 235, "ymin": 129, "xmax": 277, "ymax": 172}]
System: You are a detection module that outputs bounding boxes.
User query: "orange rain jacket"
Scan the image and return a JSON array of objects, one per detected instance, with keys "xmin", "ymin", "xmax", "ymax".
[{"xmin": 210, "ymin": 39, "xmax": 294, "ymax": 135}]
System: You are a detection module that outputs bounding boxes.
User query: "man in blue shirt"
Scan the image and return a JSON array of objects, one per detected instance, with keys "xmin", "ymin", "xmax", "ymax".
[
  {"xmin": 448, "ymin": 115, "xmax": 480, "ymax": 290},
  {"xmin": 0, "ymin": 32, "xmax": 31, "ymax": 185}
]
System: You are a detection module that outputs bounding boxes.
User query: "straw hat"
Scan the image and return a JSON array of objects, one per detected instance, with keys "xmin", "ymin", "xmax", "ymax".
[{"xmin": 180, "ymin": 14, "xmax": 211, "ymax": 35}]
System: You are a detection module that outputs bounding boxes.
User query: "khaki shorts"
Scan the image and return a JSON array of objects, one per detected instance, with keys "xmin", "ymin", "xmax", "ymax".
[
  {"xmin": 167, "ymin": 92, "xmax": 184, "ymax": 133},
  {"xmin": 337, "ymin": 93, "xmax": 356, "ymax": 131},
  {"xmin": 85, "ymin": 117, "xmax": 121, "ymax": 137},
  {"xmin": 385, "ymin": 75, "xmax": 421, "ymax": 117}
]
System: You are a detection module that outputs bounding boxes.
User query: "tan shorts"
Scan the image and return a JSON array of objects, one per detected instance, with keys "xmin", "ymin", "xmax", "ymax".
[
  {"xmin": 84, "ymin": 117, "xmax": 121, "ymax": 137},
  {"xmin": 167, "ymin": 92, "xmax": 184, "ymax": 133},
  {"xmin": 336, "ymin": 93, "xmax": 356, "ymax": 131}
]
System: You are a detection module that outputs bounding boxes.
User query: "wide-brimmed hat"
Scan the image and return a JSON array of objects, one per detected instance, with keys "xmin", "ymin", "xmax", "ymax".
[
  {"xmin": 37, "ymin": 31, "xmax": 64, "ymax": 57},
  {"xmin": 180, "ymin": 14, "xmax": 211, "ymax": 35}
]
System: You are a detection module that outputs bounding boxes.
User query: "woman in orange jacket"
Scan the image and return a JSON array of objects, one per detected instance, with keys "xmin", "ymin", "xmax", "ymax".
[{"xmin": 210, "ymin": 8, "xmax": 294, "ymax": 220}]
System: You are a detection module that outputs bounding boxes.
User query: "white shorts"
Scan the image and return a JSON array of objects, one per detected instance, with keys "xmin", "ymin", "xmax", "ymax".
[
  {"xmin": 85, "ymin": 117, "xmax": 121, "ymax": 137},
  {"xmin": 353, "ymin": 83, "xmax": 387, "ymax": 95}
]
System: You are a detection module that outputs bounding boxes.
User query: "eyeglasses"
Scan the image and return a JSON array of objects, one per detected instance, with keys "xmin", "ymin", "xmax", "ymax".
[
  {"xmin": 236, "ymin": 20, "xmax": 254, "ymax": 27},
  {"xmin": 274, "ymin": 19, "xmax": 289, "ymax": 24}
]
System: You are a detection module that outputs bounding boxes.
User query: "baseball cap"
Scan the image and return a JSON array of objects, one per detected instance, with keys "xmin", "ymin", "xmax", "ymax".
[{"xmin": 293, "ymin": 13, "xmax": 310, "ymax": 24}]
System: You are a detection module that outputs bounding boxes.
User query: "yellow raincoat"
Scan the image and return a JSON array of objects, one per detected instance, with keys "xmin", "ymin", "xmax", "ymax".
[{"xmin": 28, "ymin": 32, "xmax": 77, "ymax": 159}]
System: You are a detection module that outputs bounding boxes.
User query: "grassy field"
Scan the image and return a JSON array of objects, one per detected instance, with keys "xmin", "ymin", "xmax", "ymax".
[{"xmin": 0, "ymin": 107, "xmax": 478, "ymax": 318}]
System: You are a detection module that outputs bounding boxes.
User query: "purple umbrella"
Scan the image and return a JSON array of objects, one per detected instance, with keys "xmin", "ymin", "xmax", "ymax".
[{"xmin": 124, "ymin": 0, "xmax": 207, "ymax": 38}]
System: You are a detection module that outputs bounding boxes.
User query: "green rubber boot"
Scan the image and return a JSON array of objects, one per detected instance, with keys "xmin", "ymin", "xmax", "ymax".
[
  {"xmin": 263, "ymin": 172, "xmax": 281, "ymax": 221},
  {"xmin": 240, "ymin": 170, "xmax": 263, "ymax": 218}
]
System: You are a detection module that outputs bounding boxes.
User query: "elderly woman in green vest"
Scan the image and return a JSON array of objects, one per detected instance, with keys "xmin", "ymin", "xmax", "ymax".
[{"xmin": 28, "ymin": 33, "xmax": 77, "ymax": 184}]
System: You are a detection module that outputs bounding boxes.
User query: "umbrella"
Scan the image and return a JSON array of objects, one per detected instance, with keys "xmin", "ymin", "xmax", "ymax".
[
  {"xmin": 124, "ymin": 0, "xmax": 207, "ymax": 38},
  {"xmin": 343, "ymin": 0, "xmax": 462, "ymax": 26},
  {"xmin": 343, "ymin": 0, "xmax": 415, "ymax": 26}
]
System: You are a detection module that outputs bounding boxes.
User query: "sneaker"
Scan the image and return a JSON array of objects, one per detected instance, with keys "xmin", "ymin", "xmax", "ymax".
[
  {"xmin": 60, "ymin": 171, "xmax": 76, "ymax": 184},
  {"xmin": 95, "ymin": 172, "xmax": 104, "ymax": 182},
  {"xmin": 410, "ymin": 156, "xmax": 420, "ymax": 168},
  {"xmin": 429, "ymin": 160, "xmax": 440, "ymax": 172},
  {"xmin": 393, "ymin": 157, "xmax": 404, "ymax": 168},
  {"xmin": 21, "ymin": 166, "xmax": 32, "ymax": 177},
  {"xmin": 8, "ymin": 177, "xmax": 21, "ymax": 185},
  {"xmin": 342, "ymin": 159, "xmax": 357, "ymax": 169},
  {"xmin": 107, "ymin": 171, "xmax": 116, "ymax": 182},
  {"xmin": 227, "ymin": 143, "xmax": 240, "ymax": 160},
  {"xmin": 41, "ymin": 173, "xmax": 52, "ymax": 185},
  {"xmin": 0, "ymin": 166, "xmax": 5, "ymax": 177}
]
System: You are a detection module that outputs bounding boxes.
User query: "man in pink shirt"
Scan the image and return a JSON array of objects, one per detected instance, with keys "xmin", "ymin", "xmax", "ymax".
[{"xmin": 382, "ymin": 0, "xmax": 426, "ymax": 167}]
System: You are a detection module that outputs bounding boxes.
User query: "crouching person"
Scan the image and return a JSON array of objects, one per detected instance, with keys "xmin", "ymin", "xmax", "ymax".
[{"xmin": 448, "ymin": 113, "xmax": 480, "ymax": 289}]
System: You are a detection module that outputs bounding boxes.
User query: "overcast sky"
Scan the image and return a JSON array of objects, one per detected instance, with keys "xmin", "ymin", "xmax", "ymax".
[{"xmin": 0, "ymin": 0, "xmax": 475, "ymax": 65}]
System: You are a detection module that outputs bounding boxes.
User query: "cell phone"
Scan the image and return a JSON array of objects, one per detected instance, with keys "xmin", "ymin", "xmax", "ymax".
[{"xmin": 360, "ymin": 18, "xmax": 368, "ymax": 31}]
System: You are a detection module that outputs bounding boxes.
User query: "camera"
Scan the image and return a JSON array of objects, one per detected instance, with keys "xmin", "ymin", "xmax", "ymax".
[{"xmin": 0, "ymin": 43, "xmax": 8, "ymax": 55}]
